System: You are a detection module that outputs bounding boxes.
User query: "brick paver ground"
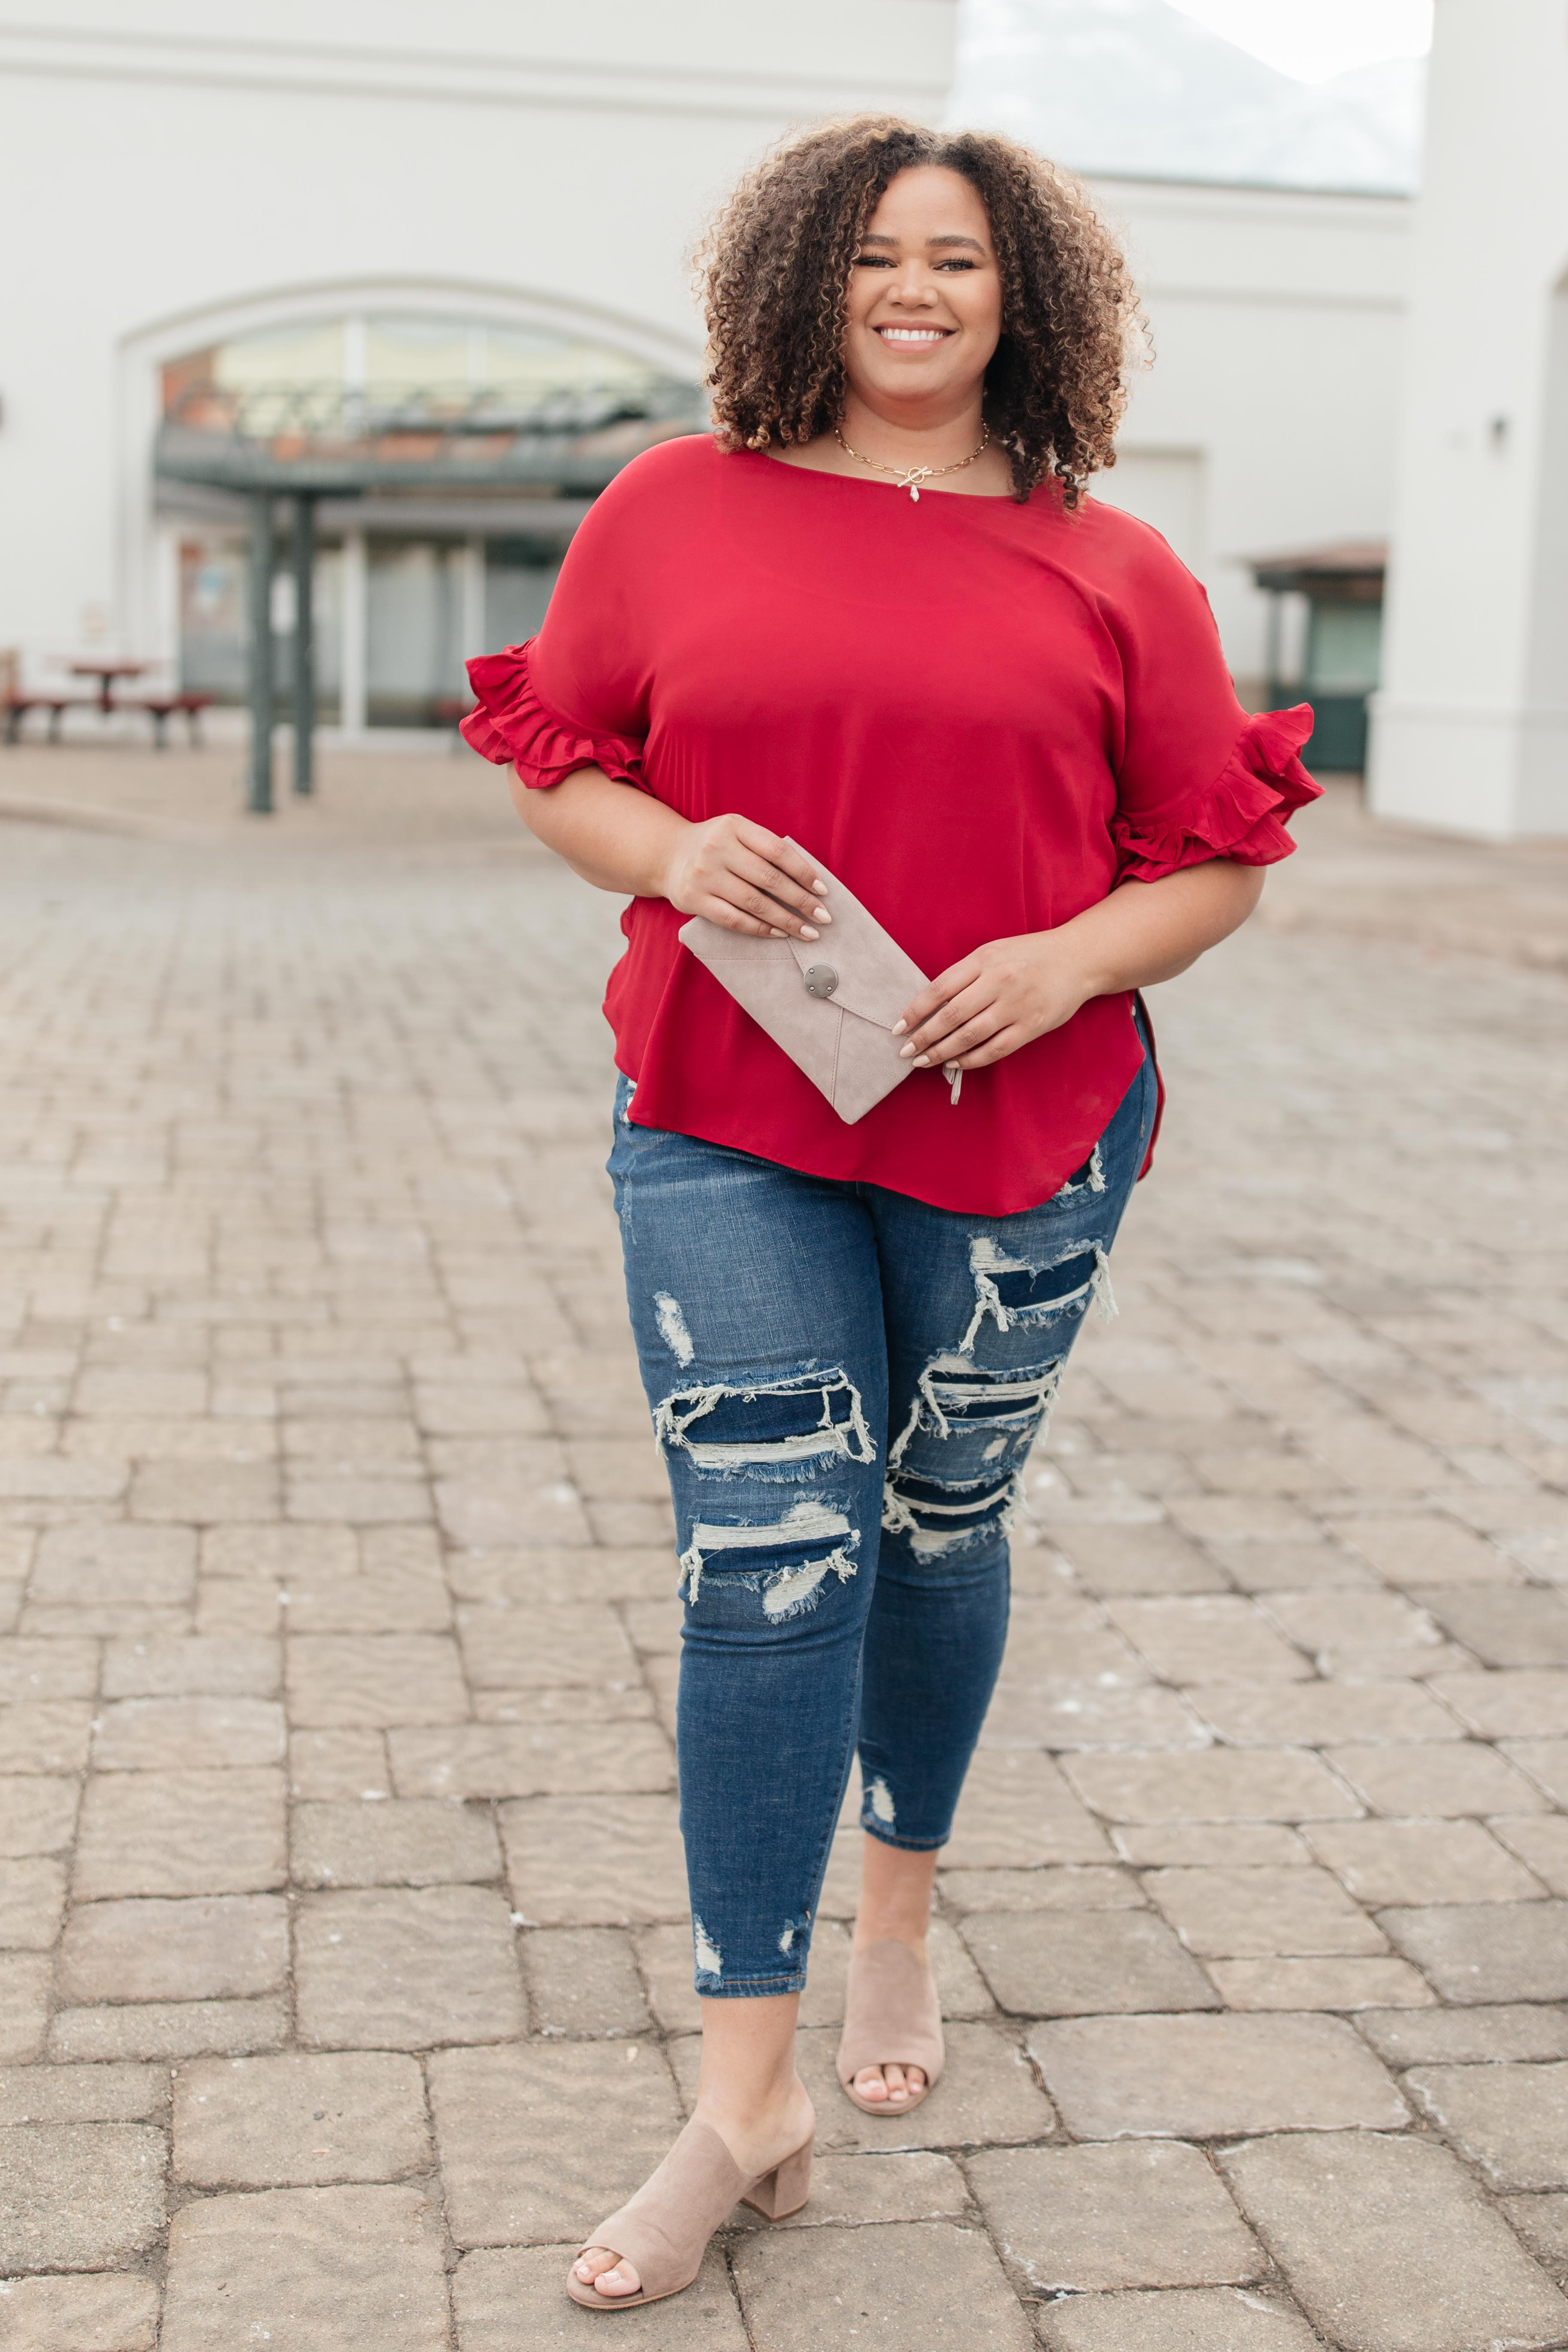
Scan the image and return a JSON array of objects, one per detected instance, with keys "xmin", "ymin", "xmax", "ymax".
[{"xmin": 2, "ymin": 745, "xmax": 1567, "ymax": 2350}]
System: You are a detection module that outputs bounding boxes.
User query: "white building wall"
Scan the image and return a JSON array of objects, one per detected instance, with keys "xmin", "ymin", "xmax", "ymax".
[
  {"xmin": 0, "ymin": 0, "xmax": 955, "ymax": 665},
  {"xmin": 0, "ymin": 0, "xmax": 1410, "ymax": 720},
  {"xmin": 1369, "ymin": 0, "xmax": 1568, "ymax": 836},
  {"xmin": 1084, "ymin": 176, "xmax": 1407, "ymax": 695}
]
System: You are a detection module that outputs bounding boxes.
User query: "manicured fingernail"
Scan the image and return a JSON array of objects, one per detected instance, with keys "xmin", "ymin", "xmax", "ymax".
[
  {"xmin": 811, "ymin": 877, "xmax": 828, "ymax": 893},
  {"xmin": 813, "ymin": 905, "xmax": 831, "ymax": 922},
  {"xmin": 913, "ymin": 1054, "xmax": 930, "ymax": 1068},
  {"xmin": 769, "ymin": 927, "xmax": 787, "ymax": 937},
  {"xmin": 801, "ymin": 924, "xmax": 819, "ymax": 940},
  {"xmin": 899, "ymin": 1043, "xmax": 916, "ymax": 1059},
  {"xmin": 892, "ymin": 1020, "xmax": 907, "ymax": 1036}
]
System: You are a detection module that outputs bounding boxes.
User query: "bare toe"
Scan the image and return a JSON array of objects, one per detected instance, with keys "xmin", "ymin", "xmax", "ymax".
[
  {"xmin": 574, "ymin": 2248, "xmax": 642, "ymax": 2298},
  {"xmin": 853, "ymin": 2066, "xmax": 890, "ymax": 2102},
  {"xmin": 883, "ymin": 2063, "xmax": 909, "ymax": 2103}
]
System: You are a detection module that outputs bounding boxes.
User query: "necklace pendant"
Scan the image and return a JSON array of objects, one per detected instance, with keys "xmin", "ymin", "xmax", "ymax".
[{"xmin": 909, "ymin": 484, "xmax": 920, "ymax": 502}]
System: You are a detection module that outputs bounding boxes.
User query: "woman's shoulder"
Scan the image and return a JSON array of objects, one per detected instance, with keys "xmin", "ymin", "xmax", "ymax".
[
  {"xmin": 592, "ymin": 429, "xmax": 725, "ymax": 512},
  {"xmin": 1039, "ymin": 487, "xmax": 1207, "ymax": 612}
]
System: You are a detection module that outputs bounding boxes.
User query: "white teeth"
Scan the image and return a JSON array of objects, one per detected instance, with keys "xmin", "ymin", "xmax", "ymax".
[{"xmin": 880, "ymin": 328, "xmax": 944, "ymax": 343}]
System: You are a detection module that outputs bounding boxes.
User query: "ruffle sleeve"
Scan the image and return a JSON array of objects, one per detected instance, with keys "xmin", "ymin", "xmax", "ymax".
[
  {"xmin": 460, "ymin": 639, "xmax": 645, "ymax": 791},
  {"xmin": 1112, "ymin": 704, "xmax": 1320, "ymax": 885}
]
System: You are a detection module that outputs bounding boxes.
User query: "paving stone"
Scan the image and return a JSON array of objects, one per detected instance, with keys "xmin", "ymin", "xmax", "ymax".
[
  {"xmin": 454, "ymin": 1600, "xmax": 635, "ymax": 1688},
  {"xmin": 980, "ymin": 1679, "xmax": 1206, "ymax": 1751},
  {"xmin": 130, "ymin": 1460, "xmax": 279, "ymax": 1524},
  {"xmin": 0, "ymin": 1954, "xmax": 50, "ymax": 2061},
  {"xmin": 1331, "ymin": 1513, "xmax": 1519, "ymax": 1586},
  {"xmin": 295, "ymin": 1885, "xmax": 523, "ymax": 2048},
  {"xmin": 0, "ymin": 1778, "xmax": 77, "ymax": 1856},
  {"xmin": 499, "ymin": 1794, "xmax": 688, "ymax": 1925},
  {"xmin": 969, "ymin": 2140, "xmax": 1262, "ymax": 2291},
  {"xmin": 1035, "ymin": 2287, "xmax": 1325, "ymax": 2352},
  {"xmin": 0, "ymin": 1858, "xmax": 65, "ymax": 1947},
  {"xmin": 959, "ymin": 1908, "xmax": 1221, "ymax": 2015},
  {"xmin": 1411, "ymin": 1584, "xmax": 1568, "ymax": 1667},
  {"xmin": 943, "ymin": 1751, "xmax": 1115, "ymax": 1867},
  {"xmin": 59, "ymin": 1895, "xmax": 289, "ymax": 2003},
  {"xmin": 0, "ymin": 1639, "xmax": 98, "ymax": 1701},
  {"xmin": 1142, "ymin": 1865, "xmax": 1388, "ymax": 1957},
  {"xmin": 28, "ymin": 1524, "xmax": 195, "ymax": 1609},
  {"xmin": 1491, "ymin": 1813, "xmax": 1568, "ymax": 1895},
  {"xmin": 1326, "ymin": 1740, "xmax": 1550, "ymax": 1816},
  {"xmin": 172, "ymin": 2050, "xmax": 431, "ymax": 2187},
  {"xmin": 726, "ymin": 2148, "xmax": 969, "ymax": 2231},
  {"xmin": 1356, "ymin": 2002, "xmax": 1568, "ymax": 2065},
  {"xmin": 0, "ymin": 1702, "xmax": 93, "ymax": 1773},
  {"xmin": 1378, "ymin": 1902, "xmax": 1568, "ymax": 2001},
  {"xmin": 288, "ymin": 1727, "xmax": 390, "ymax": 1798},
  {"xmin": 101, "ymin": 1635, "xmax": 280, "ymax": 1696},
  {"xmin": 1206, "ymin": 1957, "xmax": 1435, "ymax": 2009},
  {"xmin": 1105, "ymin": 1597, "xmax": 1310, "ymax": 1685},
  {"xmin": 0, "ymin": 2121, "xmax": 166, "ymax": 2270},
  {"xmin": 938, "ymin": 1865, "xmax": 1144, "ymax": 1912},
  {"xmin": 75, "ymin": 1768, "xmax": 286, "ymax": 1897},
  {"xmin": 1111, "ymin": 1825, "xmax": 1312, "ymax": 1868},
  {"xmin": 429, "ymin": 2039, "xmax": 684, "ymax": 2245},
  {"xmin": 1258, "ymin": 1590, "xmax": 1452, "ymax": 1679},
  {"xmin": 284, "ymin": 1634, "xmax": 468, "ymax": 1727},
  {"xmin": 91, "ymin": 1696, "xmax": 285, "ymax": 1770},
  {"xmin": 291, "ymin": 1796, "xmax": 502, "ymax": 1887},
  {"xmin": 732, "ymin": 2218, "xmax": 1037, "ymax": 2352},
  {"xmin": 390, "ymin": 1720, "xmax": 672, "ymax": 1799},
  {"xmin": 1063, "ymin": 1748, "xmax": 1361, "ymax": 1823},
  {"xmin": 1431, "ymin": 1670, "xmax": 1568, "ymax": 1737},
  {"xmin": 1030, "ymin": 2013, "xmax": 1408, "ymax": 2138},
  {"xmin": 521, "ymin": 1926, "xmax": 652, "ymax": 2037},
  {"xmin": 1220, "ymin": 2129, "xmax": 1568, "ymax": 2351},
  {"xmin": 48, "ymin": 1996, "xmax": 287, "ymax": 2062},
  {"xmin": 1404, "ymin": 2060, "xmax": 1568, "ymax": 2192},
  {"xmin": 0, "ymin": 2272, "xmax": 159, "ymax": 2350},
  {"xmin": 1186, "ymin": 1680, "xmax": 1459, "ymax": 1747},
  {"xmin": 452, "ymin": 2243, "xmax": 748, "ymax": 2349},
  {"xmin": 280, "ymin": 1566, "xmax": 451, "ymax": 1636},
  {"xmin": 1503, "ymin": 2192, "xmax": 1568, "ymax": 2277},
  {"xmin": 1308, "ymin": 1818, "xmax": 1547, "ymax": 1907},
  {"xmin": 160, "ymin": 2184, "xmax": 448, "ymax": 2352},
  {"xmin": 1054, "ymin": 1523, "xmax": 1231, "ymax": 1595},
  {"xmin": 0, "ymin": 2062, "xmax": 166, "ymax": 2124},
  {"xmin": 674, "ymin": 2022, "xmax": 1056, "ymax": 2155},
  {"xmin": 1504, "ymin": 1737, "xmax": 1568, "ymax": 1803}
]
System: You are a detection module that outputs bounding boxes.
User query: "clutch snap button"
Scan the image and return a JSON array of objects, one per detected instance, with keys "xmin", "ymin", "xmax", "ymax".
[{"xmin": 803, "ymin": 964, "xmax": 839, "ymax": 999}]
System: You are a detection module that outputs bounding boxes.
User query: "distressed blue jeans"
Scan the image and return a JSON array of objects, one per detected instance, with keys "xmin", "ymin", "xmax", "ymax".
[{"xmin": 608, "ymin": 1034, "xmax": 1154, "ymax": 1996}]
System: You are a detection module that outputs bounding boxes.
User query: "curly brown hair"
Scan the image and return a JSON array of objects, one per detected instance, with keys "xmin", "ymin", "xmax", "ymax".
[{"xmin": 694, "ymin": 116, "xmax": 1141, "ymax": 505}]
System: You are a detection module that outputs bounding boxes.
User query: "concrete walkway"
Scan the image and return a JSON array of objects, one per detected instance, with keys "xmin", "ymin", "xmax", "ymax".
[{"xmin": 1, "ymin": 746, "xmax": 1566, "ymax": 2352}]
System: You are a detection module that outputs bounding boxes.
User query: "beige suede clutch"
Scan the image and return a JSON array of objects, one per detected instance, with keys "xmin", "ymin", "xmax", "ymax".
[{"xmin": 678, "ymin": 846, "xmax": 959, "ymax": 1125}]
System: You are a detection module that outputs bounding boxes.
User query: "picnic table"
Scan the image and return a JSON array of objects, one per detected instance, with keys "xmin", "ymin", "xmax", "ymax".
[{"xmin": 69, "ymin": 659, "xmax": 152, "ymax": 714}]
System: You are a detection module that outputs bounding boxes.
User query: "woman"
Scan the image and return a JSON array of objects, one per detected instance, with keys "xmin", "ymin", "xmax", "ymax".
[{"xmin": 463, "ymin": 116, "xmax": 1316, "ymax": 2310}]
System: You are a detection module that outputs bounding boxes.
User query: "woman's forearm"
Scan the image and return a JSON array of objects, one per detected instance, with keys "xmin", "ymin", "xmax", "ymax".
[
  {"xmin": 1058, "ymin": 861, "xmax": 1265, "ymax": 996},
  {"xmin": 512, "ymin": 765, "xmax": 685, "ymax": 897}
]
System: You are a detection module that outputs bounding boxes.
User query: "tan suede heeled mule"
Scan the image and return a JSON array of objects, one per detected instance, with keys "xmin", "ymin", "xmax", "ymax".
[
  {"xmin": 835, "ymin": 1938, "xmax": 946, "ymax": 2116},
  {"xmin": 566, "ymin": 2119, "xmax": 813, "ymax": 2311}
]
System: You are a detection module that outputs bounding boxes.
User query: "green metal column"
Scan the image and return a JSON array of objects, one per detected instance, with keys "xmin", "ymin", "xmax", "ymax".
[
  {"xmin": 292, "ymin": 492, "xmax": 315, "ymax": 797},
  {"xmin": 247, "ymin": 491, "xmax": 274, "ymax": 815}
]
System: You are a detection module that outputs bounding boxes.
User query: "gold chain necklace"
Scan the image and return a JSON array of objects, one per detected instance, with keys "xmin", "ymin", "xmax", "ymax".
[{"xmin": 833, "ymin": 422, "xmax": 990, "ymax": 502}]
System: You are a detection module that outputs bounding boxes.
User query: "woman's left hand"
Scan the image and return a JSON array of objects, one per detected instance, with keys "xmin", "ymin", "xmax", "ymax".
[{"xmin": 895, "ymin": 932, "xmax": 1096, "ymax": 1071}]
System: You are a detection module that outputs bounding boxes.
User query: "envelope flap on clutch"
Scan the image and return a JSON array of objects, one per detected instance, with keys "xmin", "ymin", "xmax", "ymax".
[{"xmin": 780, "ymin": 847, "xmax": 925, "ymax": 1031}]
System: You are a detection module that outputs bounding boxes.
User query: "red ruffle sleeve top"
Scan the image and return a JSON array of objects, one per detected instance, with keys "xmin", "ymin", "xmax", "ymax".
[{"xmin": 463, "ymin": 434, "xmax": 1318, "ymax": 1216}]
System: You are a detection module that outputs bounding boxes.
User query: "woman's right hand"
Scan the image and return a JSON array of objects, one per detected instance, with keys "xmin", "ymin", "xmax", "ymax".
[{"xmin": 658, "ymin": 815, "xmax": 832, "ymax": 941}]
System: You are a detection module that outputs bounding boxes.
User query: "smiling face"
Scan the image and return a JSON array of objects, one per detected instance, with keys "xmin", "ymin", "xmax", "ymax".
[{"xmin": 842, "ymin": 165, "xmax": 1004, "ymax": 423}]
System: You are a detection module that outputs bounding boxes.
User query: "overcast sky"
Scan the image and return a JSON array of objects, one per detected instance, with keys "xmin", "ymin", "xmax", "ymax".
[{"xmin": 1166, "ymin": 0, "xmax": 1432, "ymax": 83}]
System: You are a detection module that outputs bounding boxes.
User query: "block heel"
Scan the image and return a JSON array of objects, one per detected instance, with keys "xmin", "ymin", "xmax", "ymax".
[{"xmin": 741, "ymin": 2136, "xmax": 814, "ymax": 2221}]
